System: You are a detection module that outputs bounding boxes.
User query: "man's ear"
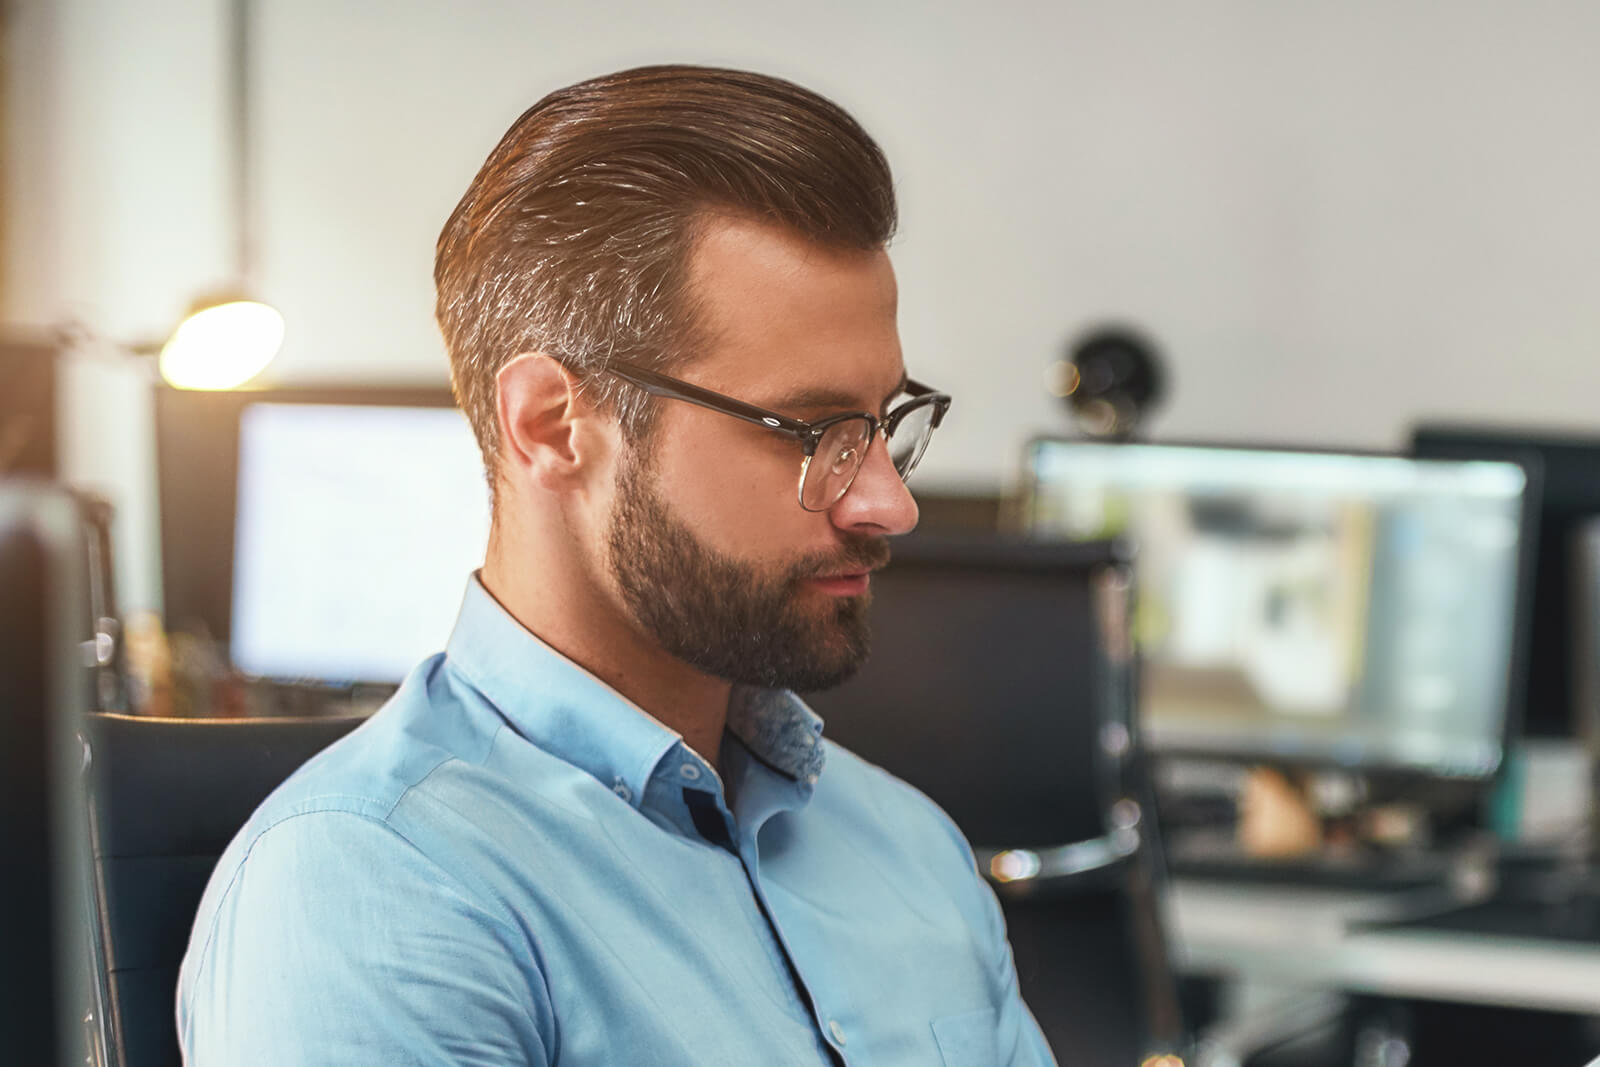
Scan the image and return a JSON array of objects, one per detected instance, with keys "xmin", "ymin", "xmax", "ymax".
[{"xmin": 495, "ymin": 353, "xmax": 609, "ymax": 490}]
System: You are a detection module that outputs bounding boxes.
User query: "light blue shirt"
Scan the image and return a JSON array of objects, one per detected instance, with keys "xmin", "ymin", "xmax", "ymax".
[{"xmin": 177, "ymin": 577, "xmax": 1054, "ymax": 1066}]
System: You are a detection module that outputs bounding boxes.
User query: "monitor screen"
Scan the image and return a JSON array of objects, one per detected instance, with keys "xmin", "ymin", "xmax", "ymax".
[
  {"xmin": 230, "ymin": 402, "xmax": 489, "ymax": 683},
  {"xmin": 1025, "ymin": 441, "xmax": 1530, "ymax": 778}
]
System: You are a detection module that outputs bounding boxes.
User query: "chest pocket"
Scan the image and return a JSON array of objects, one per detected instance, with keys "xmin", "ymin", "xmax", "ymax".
[{"xmin": 931, "ymin": 1007, "xmax": 1000, "ymax": 1067}]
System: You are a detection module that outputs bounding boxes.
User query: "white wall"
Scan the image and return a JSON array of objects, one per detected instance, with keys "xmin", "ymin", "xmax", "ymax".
[
  {"xmin": 253, "ymin": 0, "xmax": 1600, "ymax": 488},
  {"xmin": 4, "ymin": 0, "xmax": 231, "ymax": 612},
  {"xmin": 11, "ymin": 0, "xmax": 1600, "ymax": 610}
]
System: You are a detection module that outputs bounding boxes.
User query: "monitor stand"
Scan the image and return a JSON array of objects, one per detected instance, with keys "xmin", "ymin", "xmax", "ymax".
[{"xmin": 1158, "ymin": 758, "xmax": 1485, "ymax": 894}]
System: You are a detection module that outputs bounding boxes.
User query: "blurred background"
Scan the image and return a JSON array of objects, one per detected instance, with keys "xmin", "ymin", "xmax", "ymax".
[
  {"xmin": 8, "ymin": 4, "xmax": 1600, "ymax": 1064},
  {"xmin": 5, "ymin": 0, "xmax": 1600, "ymax": 615}
]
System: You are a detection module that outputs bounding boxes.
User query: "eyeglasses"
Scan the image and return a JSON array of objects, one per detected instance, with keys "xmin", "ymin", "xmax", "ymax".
[{"xmin": 592, "ymin": 360, "xmax": 951, "ymax": 511}]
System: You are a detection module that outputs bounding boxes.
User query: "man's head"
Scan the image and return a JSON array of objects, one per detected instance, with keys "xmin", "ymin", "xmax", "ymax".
[
  {"xmin": 436, "ymin": 64, "xmax": 898, "ymax": 471},
  {"xmin": 440, "ymin": 67, "xmax": 930, "ymax": 694}
]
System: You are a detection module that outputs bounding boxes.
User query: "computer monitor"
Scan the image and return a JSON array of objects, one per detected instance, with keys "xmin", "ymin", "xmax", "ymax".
[
  {"xmin": 230, "ymin": 401, "xmax": 489, "ymax": 683},
  {"xmin": 156, "ymin": 387, "xmax": 488, "ymax": 684},
  {"xmin": 1024, "ymin": 440, "xmax": 1533, "ymax": 780},
  {"xmin": 1412, "ymin": 426, "xmax": 1600, "ymax": 740}
]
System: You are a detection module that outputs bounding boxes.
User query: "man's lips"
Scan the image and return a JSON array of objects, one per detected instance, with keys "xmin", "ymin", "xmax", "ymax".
[
  {"xmin": 806, "ymin": 571, "xmax": 872, "ymax": 597},
  {"xmin": 798, "ymin": 539, "xmax": 889, "ymax": 598}
]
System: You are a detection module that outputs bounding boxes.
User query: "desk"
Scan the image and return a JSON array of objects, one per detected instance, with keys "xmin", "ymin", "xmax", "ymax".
[{"xmin": 1168, "ymin": 879, "xmax": 1600, "ymax": 1016}]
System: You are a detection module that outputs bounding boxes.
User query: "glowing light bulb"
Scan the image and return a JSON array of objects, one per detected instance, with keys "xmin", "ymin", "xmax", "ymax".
[
  {"xmin": 989, "ymin": 849, "xmax": 1041, "ymax": 883},
  {"xmin": 159, "ymin": 299, "xmax": 284, "ymax": 390}
]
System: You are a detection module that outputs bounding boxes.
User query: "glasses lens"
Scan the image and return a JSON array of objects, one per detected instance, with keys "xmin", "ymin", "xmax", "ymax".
[
  {"xmin": 801, "ymin": 417, "xmax": 873, "ymax": 510},
  {"xmin": 887, "ymin": 400, "xmax": 938, "ymax": 481}
]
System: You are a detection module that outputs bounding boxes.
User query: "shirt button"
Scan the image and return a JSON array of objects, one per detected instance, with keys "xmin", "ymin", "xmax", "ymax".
[
  {"xmin": 678, "ymin": 763, "xmax": 702, "ymax": 782},
  {"xmin": 612, "ymin": 779, "xmax": 632, "ymax": 802},
  {"xmin": 828, "ymin": 1019, "xmax": 846, "ymax": 1046}
]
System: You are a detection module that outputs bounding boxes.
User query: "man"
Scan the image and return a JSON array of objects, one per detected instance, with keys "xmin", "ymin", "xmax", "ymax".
[{"xmin": 178, "ymin": 65, "xmax": 1054, "ymax": 1066}]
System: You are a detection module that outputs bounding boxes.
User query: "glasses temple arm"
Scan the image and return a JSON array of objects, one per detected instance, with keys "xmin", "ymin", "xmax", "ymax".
[{"xmin": 608, "ymin": 366, "xmax": 815, "ymax": 440}]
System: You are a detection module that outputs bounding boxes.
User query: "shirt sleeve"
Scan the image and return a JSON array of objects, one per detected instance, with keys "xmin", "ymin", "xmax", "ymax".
[
  {"xmin": 177, "ymin": 809, "xmax": 553, "ymax": 1066},
  {"xmin": 974, "ymin": 870, "xmax": 1059, "ymax": 1067},
  {"xmin": 909, "ymin": 778, "xmax": 1057, "ymax": 1066},
  {"xmin": 854, "ymin": 753, "xmax": 1060, "ymax": 1066}
]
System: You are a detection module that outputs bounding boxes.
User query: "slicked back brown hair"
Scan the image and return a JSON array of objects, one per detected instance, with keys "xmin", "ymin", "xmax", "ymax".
[{"xmin": 435, "ymin": 64, "xmax": 898, "ymax": 484}]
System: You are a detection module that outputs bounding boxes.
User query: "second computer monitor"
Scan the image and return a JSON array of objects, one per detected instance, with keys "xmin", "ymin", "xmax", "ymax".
[
  {"xmin": 229, "ymin": 399, "xmax": 489, "ymax": 683},
  {"xmin": 1025, "ymin": 440, "xmax": 1531, "ymax": 779}
]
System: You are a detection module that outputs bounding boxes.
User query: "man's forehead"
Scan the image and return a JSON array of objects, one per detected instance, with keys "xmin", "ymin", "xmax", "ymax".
[
  {"xmin": 685, "ymin": 214, "xmax": 897, "ymax": 305},
  {"xmin": 681, "ymin": 214, "xmax": 905, "ymax": 413}
]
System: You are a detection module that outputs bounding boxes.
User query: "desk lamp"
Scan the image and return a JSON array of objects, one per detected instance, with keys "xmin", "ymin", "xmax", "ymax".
[{"xmin": 158, "ymin": 0, "xmax": 282, "ymax": 392}]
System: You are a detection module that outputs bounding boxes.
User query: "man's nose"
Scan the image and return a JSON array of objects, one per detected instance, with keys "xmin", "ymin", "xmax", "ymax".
[{"xmin": 828, "ymin": 433, "xmax": 919, "ymax": 536}]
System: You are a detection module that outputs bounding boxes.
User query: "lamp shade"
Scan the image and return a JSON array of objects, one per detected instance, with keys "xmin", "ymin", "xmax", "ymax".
[{"xmin": 158, "ymin": 298, "xmax": 284, "ymax": 390}]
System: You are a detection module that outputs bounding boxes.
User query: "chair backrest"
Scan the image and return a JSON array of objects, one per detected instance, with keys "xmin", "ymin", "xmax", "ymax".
[
  {"xmin": 81, "ymin": 712, "xmax": 364, "ymax": 1067},
  {"xmin": 808, "ymin": 535, "xmax": 1139, "ymax": 849},
  {"xmin": 1, "ymin": 482, "xmax": 94, "ymax": 1066},
  {"xmin": 805, "ymin": 533, "xmax": 1184, "ymax": 1064}
]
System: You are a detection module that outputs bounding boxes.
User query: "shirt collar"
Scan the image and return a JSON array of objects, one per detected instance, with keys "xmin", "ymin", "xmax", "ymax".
[
  {"xmin": 726, "ymin": 686, "xmax": 825, "ymax": 787},
  {"xmin": 443, "ymin": 576, "xmax": 826, "ymax": 803}
]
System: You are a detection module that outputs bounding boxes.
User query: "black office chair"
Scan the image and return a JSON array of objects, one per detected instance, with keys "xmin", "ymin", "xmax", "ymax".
[
  {"xmin": 1, "ymin": 482, "xmax": 97, "ymax": 1066},
  {"xmin": 808, "ymin": 535, "xmax": 1349, "ymax": 1065},
  {"xmin": 81, "ymin": 712, "xmax": 365, "ymax": 1067},
  {"xmin": 806, "ymin": 534, "xmax": 1186, "ymax": 1062}
]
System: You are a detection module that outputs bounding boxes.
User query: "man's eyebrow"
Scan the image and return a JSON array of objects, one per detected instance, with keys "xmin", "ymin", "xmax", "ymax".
[{"xmin": 771, "ymin": 374, "xmax": 909, "ymax": 415}]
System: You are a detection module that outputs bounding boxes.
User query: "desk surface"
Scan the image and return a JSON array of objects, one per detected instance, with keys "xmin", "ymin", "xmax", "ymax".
[{"xmin": 1168, "ymin": 879, "xmax": 1600, "ymax": 1016}]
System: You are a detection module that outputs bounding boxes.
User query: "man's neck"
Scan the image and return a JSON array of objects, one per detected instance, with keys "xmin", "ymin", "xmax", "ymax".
[{"xmin": 480, "ymin": 538, "xmax": 733, "ymax": 773}]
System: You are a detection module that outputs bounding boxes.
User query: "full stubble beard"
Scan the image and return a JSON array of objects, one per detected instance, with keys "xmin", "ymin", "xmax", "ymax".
[{"xmin": 605, "ymin": 444, "xmax": 890, "ymax": 693}]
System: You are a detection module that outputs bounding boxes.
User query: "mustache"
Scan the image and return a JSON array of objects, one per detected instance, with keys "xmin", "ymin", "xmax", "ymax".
[{"xmin": 788, "ymin": 536, "xmax": 892, "ymax": 583}]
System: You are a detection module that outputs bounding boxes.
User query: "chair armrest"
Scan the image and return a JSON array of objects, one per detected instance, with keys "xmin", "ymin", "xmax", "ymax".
[
  {"xmin": 978, "ymin": 832, "xmax": 1138, "ymax": 889},
  {"xmin": 1192, "ymin": 990, "xmax": 1350, "ymax": 1067}
]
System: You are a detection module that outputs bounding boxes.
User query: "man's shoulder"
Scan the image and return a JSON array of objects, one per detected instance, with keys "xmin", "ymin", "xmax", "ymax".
[
  {"xmin": 260, "ymin": 660, "xmax": 476, "ymax": 808},
  {"xmin": 216, "ymin": 655, "xmax": 520, "ymax": 875},
  {"xmin": 813, "ymin": 737, "xmax": 974, "ymax": 862},
  {"xmin": 816, "ymin": 735, "xmax": 940, "ymax": 808},
  {"xmin": 175, "ymin": 658, "xmax": 554, "ymax": 1062}
]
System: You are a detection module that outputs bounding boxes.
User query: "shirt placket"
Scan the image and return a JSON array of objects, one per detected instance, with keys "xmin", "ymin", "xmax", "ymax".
[
  {"xmin": 733, "ymin": 762, "xmax": 851, "ymax": 1067},
  {"xmin": 648, "ymin": 747, "xmax": 843, "ymax": 1066}
]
